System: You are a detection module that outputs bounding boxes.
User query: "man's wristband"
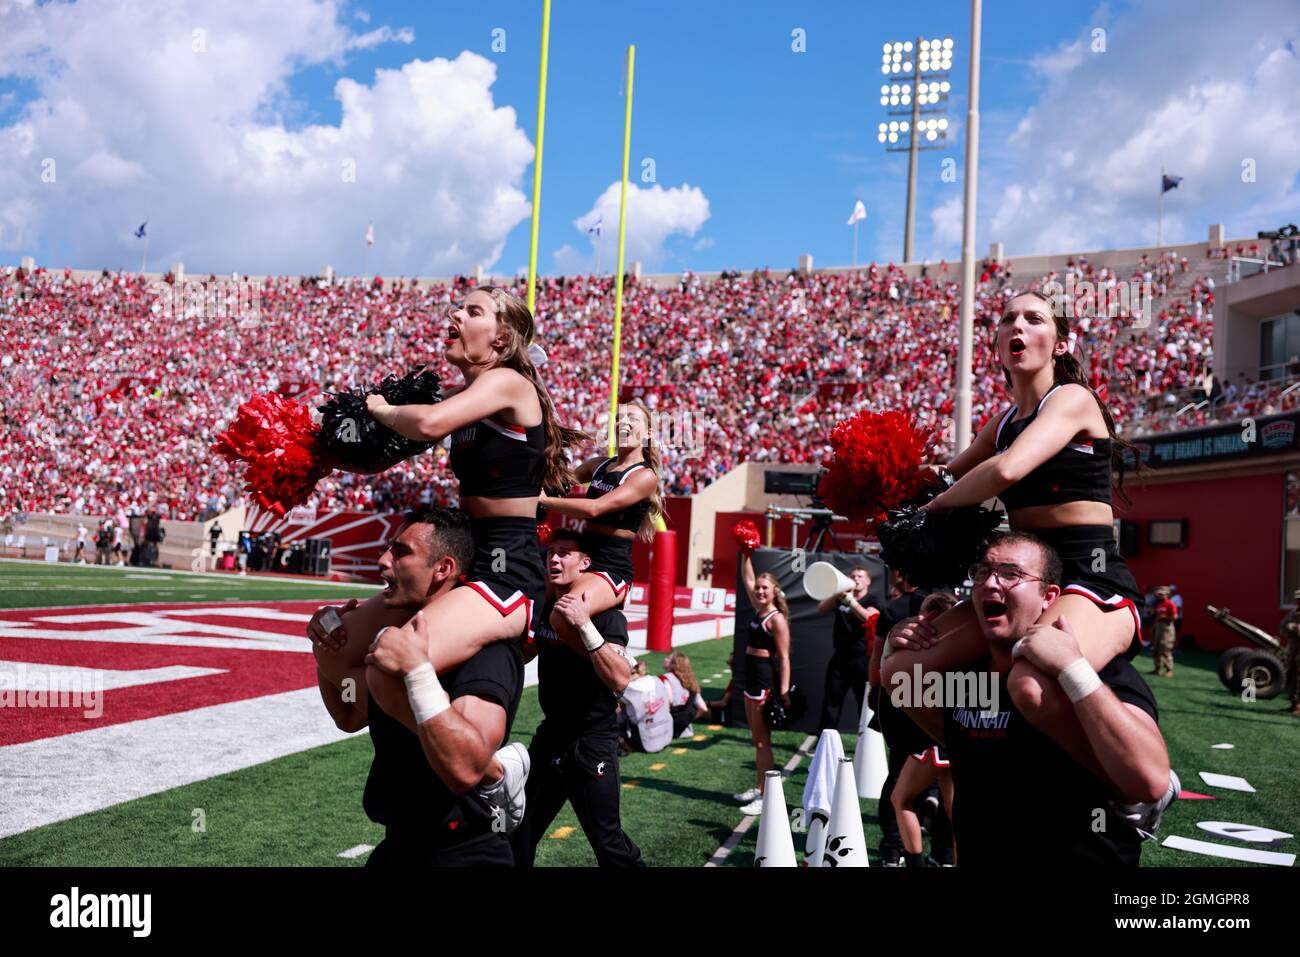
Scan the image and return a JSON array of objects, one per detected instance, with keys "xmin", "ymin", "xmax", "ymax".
[
  {"xmin": 1057, "ymin": 657, "xmax": 1102, "ymax": 703},
  {"xmin": 579, "ymin": 620, "xmax": 606, "ymax": 653},
  {"xmin": 404, "ymin": 661, "xmax": 450, "ymax": 724}
]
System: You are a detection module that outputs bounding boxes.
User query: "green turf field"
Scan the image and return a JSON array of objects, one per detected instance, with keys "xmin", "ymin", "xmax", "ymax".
[{"xmin": 1, "ymin": 560, "xmax": 1297, "ymax": 867}]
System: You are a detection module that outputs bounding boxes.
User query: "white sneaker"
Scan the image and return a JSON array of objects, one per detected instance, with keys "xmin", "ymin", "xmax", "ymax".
[
  {"xmin": 739, "ymin": 798, "xmax": 764, "ymax": 816},
  {"xmin": 733, "ymin": 787, "xmax": 761, "ymax": 803},
  {"xmin": 477, "ymin": 741, "xmax": 530, "ymax": 835}
]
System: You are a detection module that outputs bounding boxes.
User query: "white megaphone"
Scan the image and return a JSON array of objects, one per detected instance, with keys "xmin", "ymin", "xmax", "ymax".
[{"xmin": 803, "ymin": 561, "xmax": 855, "ymax": 601}]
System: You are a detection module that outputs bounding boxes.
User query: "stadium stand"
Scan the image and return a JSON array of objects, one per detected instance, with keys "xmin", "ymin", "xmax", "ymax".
[{"xmin": 0, "ymin": 245, "xmax": 1261, "ymax": 522}]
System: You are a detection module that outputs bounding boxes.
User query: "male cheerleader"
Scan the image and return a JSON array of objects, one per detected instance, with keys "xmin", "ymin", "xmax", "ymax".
[
  {"xmin": 309, "ymin": 507, "xmax": 527, "ymax": 866},
  {"xmin": 884, "ymin": 532, "xmax": 1176, "ymax": 866},
  {"xmin": 511, "ymin": 528, "xmax": 644, "ymax": 867}
]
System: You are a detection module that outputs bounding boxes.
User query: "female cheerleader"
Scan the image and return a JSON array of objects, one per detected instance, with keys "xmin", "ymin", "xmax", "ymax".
[
  {"xmin": 733, "ymin": 550, "xmax": 791, "ymax": 817},
  {"xmin": 537, "ymin": 400, "xmax": 663, "ymax": 644},
  {"xmin": 328, "ymin": 286, "xmax": 583, "ymax": 745},
  {"xmin": 884, "ymin": 289, "xmax": 1163, "ymax": 792}
]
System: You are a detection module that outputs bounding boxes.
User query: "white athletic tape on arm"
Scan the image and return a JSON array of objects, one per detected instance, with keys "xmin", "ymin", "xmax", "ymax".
[
  {"xmin": 1057, "ymin": 657, "xmax": 1102, "ymax": 703},
  {"xmin": 580, "ymin": 620, "xmax": 606, "ymax": 653},
  {"xmin": 405, "ymin": 661, "xmax": 450, "ymax": 725}
]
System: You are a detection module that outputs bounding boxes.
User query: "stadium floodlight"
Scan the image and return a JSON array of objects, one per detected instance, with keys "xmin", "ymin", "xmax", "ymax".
[{"xmin": 878, "ymin": 34, "xmax": 955, "ymax": 263}]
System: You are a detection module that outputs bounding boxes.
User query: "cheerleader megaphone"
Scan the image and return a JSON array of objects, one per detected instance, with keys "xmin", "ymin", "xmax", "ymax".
[{"xmin": 802, "ymin": 561, "xmax": 855, "ymax": 601}]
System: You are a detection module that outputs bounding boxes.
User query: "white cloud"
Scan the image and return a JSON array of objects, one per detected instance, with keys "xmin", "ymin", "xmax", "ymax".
[
  {"xmin": 346, "ymin": 25, "xmax": 414, "ymax": 51},
  {"xmin": 0, "ymin": 0, "xmax": 533, "ymax": 275},
  {"xmin": 559, "ymin": 181, "xmax": 710, "ymax": 272},
  {"xmin": 933, "ymin": 0, "xmax": 1300, "ymax": 257},
  {"xmin": 930, "ymin": 195, "xmax": 963, "ymax": 249}
]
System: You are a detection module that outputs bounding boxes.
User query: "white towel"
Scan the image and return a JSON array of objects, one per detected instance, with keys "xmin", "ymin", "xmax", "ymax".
[{"xmin": 803, "ymin": 729, "xmax": 844, "ymax": 817}]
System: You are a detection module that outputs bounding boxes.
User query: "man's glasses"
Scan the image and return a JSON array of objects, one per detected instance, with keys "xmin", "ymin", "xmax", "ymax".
[{"xmin": 967, "ymin": 561, "xmax": 1046, "ymax": 588}]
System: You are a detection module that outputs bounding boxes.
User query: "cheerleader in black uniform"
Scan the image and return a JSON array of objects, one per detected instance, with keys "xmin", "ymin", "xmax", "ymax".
[
  {"xmin": 886, "ymin": 290, "xmax": 1157, "ymax": 781},
  {"xmin": 340, "ymin": 286, "xmax": 584, "ymax": 734},
  {"xmin": 538, "ymin": 399, "xmax": 663, "ymax": 643},
  {"xmin": 733, "ymin": 550, "xmax": 791, "ymax": 817}
]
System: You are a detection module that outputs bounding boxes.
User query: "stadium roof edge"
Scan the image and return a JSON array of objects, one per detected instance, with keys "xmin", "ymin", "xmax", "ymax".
[{"xmin": 11, "ymin": 226, "xmax": 1259, "ymax": 291}]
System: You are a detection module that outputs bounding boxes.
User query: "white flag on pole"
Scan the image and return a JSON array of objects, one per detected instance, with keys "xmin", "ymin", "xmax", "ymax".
[
  {"xmin": 846, "ymin": 201, "xmax": 867, "ymax": 226},
  {"xmin": 365, "ymin": 223, "xmax": 375, "ymax": 246}
]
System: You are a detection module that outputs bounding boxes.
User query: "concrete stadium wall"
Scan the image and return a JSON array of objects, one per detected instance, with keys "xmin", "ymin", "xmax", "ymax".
[
  {"xmin": 4, "ymin": 506, "xmax": 246, "ymax": 572},
  {"xmin": 1217, "ymin": 261, "xmax": 1300, "ymax": 383},
  {"xmin": 683, "ymin": 461, "xmax": 826, "ymax": 586}
]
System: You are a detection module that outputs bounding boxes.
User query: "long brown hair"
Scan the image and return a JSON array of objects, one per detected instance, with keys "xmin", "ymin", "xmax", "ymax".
[
  {"xmin": 620, "ymin": 398, "xmax": 666, "ymax": 541},
  {"xmin": 756, "ymin": 572, "xmax": 790, "ymax": 620},
  {"xmin": 478, "ymin": 285, "xmax": 586, "ymax": 494},
  {"xmin": 1000, "ymin": 289, "xmax": 1140, "ymax": 503},
  {"xmin": 664, "ymin": 652, "xmax": 700, "ymax": 695}
]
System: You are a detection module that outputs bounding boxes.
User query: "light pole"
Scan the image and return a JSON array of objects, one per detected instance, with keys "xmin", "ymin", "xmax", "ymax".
[
  {"xmin": 955, "ymin": 1, "xmax": 982, "ymax": 455},
  {"xmin": 878, "ymin": 36, "xmax": 954, "ymax": 263}
]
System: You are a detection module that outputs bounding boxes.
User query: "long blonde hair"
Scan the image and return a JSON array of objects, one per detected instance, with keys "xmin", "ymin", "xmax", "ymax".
[
  {"xmin": 756, "ymin": 572, "xmax": 790, "ymax": 620},
  {"xmin": 620, "ymin": 398, "xmax": 666, "ymax": 541},
  {"xmin": 478, "ymin": 285, "xmax": 586, "ymax": 494}
]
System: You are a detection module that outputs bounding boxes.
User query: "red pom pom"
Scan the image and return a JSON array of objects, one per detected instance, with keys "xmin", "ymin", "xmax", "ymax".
[
  {"xmin": 537, "ymin": 523, "xmax": 554, "ymax": 547},
  {"xmin": 733, "ymin": 519, "xmax": 761, "ymax": 553},
  {"xmin": 213, "ymin": 392, "xmax": 332, "ymax": 516},
  {"xmin": 817, "ymin": 411, "xmax": 936, "ymax": 526}
]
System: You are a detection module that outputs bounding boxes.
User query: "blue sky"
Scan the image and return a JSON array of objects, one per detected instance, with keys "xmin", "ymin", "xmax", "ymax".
[{"xmin": 0, "ymin": 0, "xmax": 1297, "ymax": 276}]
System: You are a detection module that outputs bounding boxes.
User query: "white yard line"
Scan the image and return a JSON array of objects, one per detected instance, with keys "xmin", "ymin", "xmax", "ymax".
[
  {"xmin": 337, "ymin": 844, "xmax": 374, "ymax": 860},
  {"xmin": 0, "ymin": 687, "xmax": 362, "ymax": 839}
]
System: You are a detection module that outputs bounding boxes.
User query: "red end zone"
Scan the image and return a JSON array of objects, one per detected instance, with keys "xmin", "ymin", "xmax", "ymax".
[{"xmin": 0, "ymin": 601, "xmax": 326, "ymax": 746}]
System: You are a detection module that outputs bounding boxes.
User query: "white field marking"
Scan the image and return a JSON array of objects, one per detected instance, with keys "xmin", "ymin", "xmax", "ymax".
[
  {"xmin": 1196, "ymin": 821, "xmax": 1293, "ymax": 844},
  {"xmin": 338, "ymin": 844, "xmax": 374, "ymax": 860},
  {"xmin": 0, "ymin": 614, "xmax": 727, "ymax": 839},
  {"xmin": 1198, "ymin": 771, "xmax": 1256, "ymax": 793},
  {"xmin": 0, "ymin": 660, "xmax": 225, "ymax": 692},
  {"xmin": 0, "ymin": 686, "xmax": 364, "ymax": 839},
  {"xmin": 1161, "ymin": 835, "xmax": 1295, "ymax": 867},
  {"xmin": 1, "ymin": 611, "xmax": 311, "ymax": 653},
  {"xmin": 1211, "ymin": 743, "xmax": 1235, "ymax": 750},
  {"xmin": 162, "ymin": 607, "xmax": 313, "ymax": 623},
  {"xmin": 705, "ymin": 734, "xmax": 816, "ymax": 867}
]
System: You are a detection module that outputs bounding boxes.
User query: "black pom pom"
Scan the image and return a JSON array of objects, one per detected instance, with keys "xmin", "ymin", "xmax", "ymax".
[
  {"xmin": 316, "ymin": 365, "xmax": 443, "ymax": 473},
  {"xmin": 876, "ymin": 475, "xmax": 1004, "ymax": 589}
]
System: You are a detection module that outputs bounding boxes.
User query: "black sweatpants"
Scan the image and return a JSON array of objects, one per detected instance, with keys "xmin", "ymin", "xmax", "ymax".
[
  {"xmin": 819, "ymin": 651, "xmax": 869, "ymax": 730},
  {"xmin": 366, "ymin": 831, "xmax": 514, "ymax": 868},
  {"xmin": 512, "ymin": 722, "xmax": 644, "ymax": 867}
]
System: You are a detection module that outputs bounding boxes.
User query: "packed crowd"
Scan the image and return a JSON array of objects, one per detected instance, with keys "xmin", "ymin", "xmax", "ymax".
[{"xmin": 0, "ymin": 247, "xmax": 1237, "ymax": 521}]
